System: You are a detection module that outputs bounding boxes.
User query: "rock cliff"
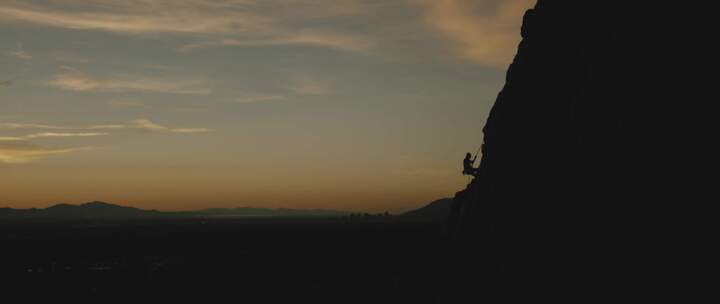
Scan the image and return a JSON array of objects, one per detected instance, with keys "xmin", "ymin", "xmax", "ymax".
[{"xmin": 445, "ymin": 1, "xmax": 702, "ymax": 302}]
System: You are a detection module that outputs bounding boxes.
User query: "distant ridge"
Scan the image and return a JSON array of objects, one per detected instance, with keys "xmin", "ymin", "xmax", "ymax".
[
  {"xmin": 193, "ymin": 207, "xmax": 349, "ymax": 217},
  {"xmin": 402, "ymin": 198, "xmax": 453, "ymax": 220},
  {"xmin": 0, "ymin": 201, "xmax": 350, "ymax": 220},
  {"xmin": 0, "ymin": 201, "xmax": 161, "ymax": 219}
]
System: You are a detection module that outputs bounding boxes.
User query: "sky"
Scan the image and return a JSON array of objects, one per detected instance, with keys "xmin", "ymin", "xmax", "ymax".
[{"xmin": 0, "ymin": 0, "xmax": 535, "ymax": 213}]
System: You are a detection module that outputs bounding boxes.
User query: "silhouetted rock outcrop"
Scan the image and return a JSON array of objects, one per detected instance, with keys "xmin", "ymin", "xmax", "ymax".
[{"xmin": 445, "ymin": 1, "xmax": 703, "ymax": 302}]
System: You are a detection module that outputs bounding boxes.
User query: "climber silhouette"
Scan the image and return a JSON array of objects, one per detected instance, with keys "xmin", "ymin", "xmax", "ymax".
[{"xmin": 462, "ymin": 152, "xmax": 478, "ymax": 176}]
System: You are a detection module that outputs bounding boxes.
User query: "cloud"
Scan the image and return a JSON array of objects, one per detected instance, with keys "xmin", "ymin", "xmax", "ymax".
[
  {"xmin": 0, "ymin": 1, "xmax": 377, "ymax": 53},
  {"xmin": 0, "ymin": 131, "xmax": 108, "ymax": 140},
  {"xmin": 0, "ymin": 140, "xmax": 96, "ymax": 164},
  {"xmin": 130, "ymin": 119, "xmax": 167, "ymax": 132},
  {"xmin": 6, "ymin": 42, "xmax": 32, "ymax": 60},
  {"xmin": 48, "ymin": 69, "xmax": 211, "ymax": 95},
  {"xmin": 147, "ymin": 64, "xmax": 181, "ymax": 72},
  {"xmin": 289, "ymin": 75, "xmax": 334, "ymax": 96},
  {"xmin": 108, "ymin": 99, "xmax": 150, "ymax": 108},
  {"xmin": 0, "ymin": 1, "xmax": 269, "ymax": 35},
  {"xmin": 234, "ymin": 93, "xmax": 286, "ymax": 104},
  {"xmin": 0, "ymin": 122, "xmax": 72, "ymax": 130},
  {"xmin": 0, "ymin": 118, "xmax": 208, "ymax": 164},
  {"xmin": 223, "ymin": 30, "xmax": 374, "ymax": 52},
  {"xmin": 181, "ymin": 30, "xmax": 374, "ymax": 53},
  {"xmin": 1, "ymin": 119, "xmax": 210, "ymax": 134},
  {"xmin": 130, "ymin": 119, "xmax": 211, "ymax": 133},
  {"xmin": 10, "ymin": 50, "xmax": 32, "ymax": 60},
  {"xmin": 170, "ymin": 128, "xmax": 212, "ymax": 133},
  {"xmin": 24, "ymin": 132, "xmax": 108, "ymax": 139},
  {"xmin": 48, "ymin": 71, "xmax": 100, "ymax": 91},
  {"xmin": 0, "ymin": 1, "xmax": 533, "ymax": 66},
  {"xmin": 414, "ymin": 0, "xmax": 535, "ymax": 67},
  {"xmin": 0, "ymin": 122, "xmax": 125, "ymax": 131}
]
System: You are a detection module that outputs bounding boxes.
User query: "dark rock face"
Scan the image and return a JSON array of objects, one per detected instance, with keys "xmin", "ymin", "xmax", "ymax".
[{"xmin": 446, "ymin": 1, "xmax": 701, "ymax": 302}]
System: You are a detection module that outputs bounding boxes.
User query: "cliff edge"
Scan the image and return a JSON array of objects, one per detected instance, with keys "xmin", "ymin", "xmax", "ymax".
[{"xmin": 444, "ymin": 1, "xmax": 702, "ymax": 302}]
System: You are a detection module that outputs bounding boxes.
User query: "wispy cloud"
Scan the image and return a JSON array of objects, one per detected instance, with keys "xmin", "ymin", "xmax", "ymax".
[
  {"xmin": 108, "ymin": 99, "xmax": 151, "ymax": 108},
  {"xmin": 147, "ymin": 64, "xmax": 182, "ymax": 72},
  {"xmin": 180, "ymin": 30, "xmax": 374, "ymax": 53},
  {"xmin": 1, "ymin": 119, "xmax": 211, "ymax": 134},
  {"xmin": 289, "ymin": 75, "xmax": 334, "ymax": 96},
  {"xmin": 0, "ymin": 140, "xmax": 96, "ymax": 164},
  {"xmin": 48, "ymin": 68, "xmax": 212, "ymax": 95},
  {"xmin": 0, "ymin": 131, "xmax": 109, "ymax": 140},
  {"xmin": 1, "ymin": 122, "xmax": 74, "ymax": 130},
  {"xmin": 0, "ymin": 1, "xmax": 269, "ymax": 35},
  {"xmin": 130, "ymin": 119, "xmax": 211, "ymax": 133},
  {"xmin": 224, "ymin": 30, "xmax": 374, "ymax": 52},
  {"xmin": 0, "ymin": 118, "xmax": 208, "ymax": 164},
  {"xmin": 413, "ymin": 0, "xmax": 534, "ymax": 67},
  {"xmin": 0, "ymin": 1, "xmax": 377, "ymax": 54},
  {"xmin": 234, "ymin": 93, "xmax": 286, "ymax": 104},
  {"xmin": 24, "ymin": 132, "xmax": 108, "ymax": 139},
  {"xmin": 10, "ymin": 50, "xmax": 32, "ymax": 60},
  {"xmin": 231, "ymin": 81, "xmax": 334, "ymax": 104},
  {"xmin": 170, "ymin": 128, "xmax": 212, "ymax": 133},
  {"xmin": 0, "ymin": 1, "xmax": 533, "ymax": 66},
  {"xmin": 6, "ymin": 42, "xmax": 32, "ymax": 60}
]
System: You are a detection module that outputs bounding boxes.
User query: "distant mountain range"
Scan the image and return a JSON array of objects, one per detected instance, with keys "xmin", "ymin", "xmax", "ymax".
[
  {"xmin": 0, "ymin": 201, "xmax": 350, "ymax": 220},
  {"xmin": 0, "ymin": 199, "xmax": 455, "ymax": 221}
]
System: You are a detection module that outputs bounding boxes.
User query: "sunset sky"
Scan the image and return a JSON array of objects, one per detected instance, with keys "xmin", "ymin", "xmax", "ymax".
[{"xmin": 1, "ymin": 0, "xmax": 534, "ymax": 212}]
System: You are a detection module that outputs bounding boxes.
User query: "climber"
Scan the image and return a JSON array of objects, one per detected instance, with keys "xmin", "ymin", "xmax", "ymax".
[{"xmin": 462, "ymin": 152, "xmax": 479, "ymax": 176}]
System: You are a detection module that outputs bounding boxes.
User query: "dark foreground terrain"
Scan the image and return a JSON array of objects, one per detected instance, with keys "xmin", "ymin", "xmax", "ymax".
[{"xmin": 0, "ymin": 218, "xmax": 446, "ymax": 302}]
